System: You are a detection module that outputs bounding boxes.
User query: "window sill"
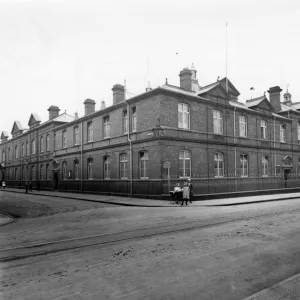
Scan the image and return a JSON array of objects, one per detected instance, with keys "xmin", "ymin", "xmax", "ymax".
[{"xmin": 140, "ymin": 177, "xmax": 149, "ymax": 179}]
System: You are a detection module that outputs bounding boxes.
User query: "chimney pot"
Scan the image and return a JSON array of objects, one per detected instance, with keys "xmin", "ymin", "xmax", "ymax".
[
  {"xmin": 112, "ymin": 84, "xmax": 125, "ymax": 105},
  {"xmin": 84, "ymin": 99, "xmax": 96, "ymax": 115},
  {"xmin": 268, "ymin": 86, "xmax": 282, "ymax": 112},
  {"xmin": 48, "ymin": 105, "xmax": 60, "ymax": 120}
]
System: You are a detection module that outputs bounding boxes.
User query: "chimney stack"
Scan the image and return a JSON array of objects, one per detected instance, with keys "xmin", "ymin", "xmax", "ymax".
[
  {"xmin": 179, "ymin": 68, "xmax": 193, "ymax": 91},
  {"xmin": 84, "ymin": 99, "xmax": 96, "ymax": 115},
  {"xmin": 48, "ymin": 105, "xmax": 60, "ymax": 120},
  {"xmin": 268, "ymin": 86, "xmax": 282, "ymax": 112},
  {"xmin": 112, "ymin": 84, "xmax": 125, "ymax": 105},
  {"xmin": 100, "ymin": 100, "xmax": 106, "ymax": 110}
]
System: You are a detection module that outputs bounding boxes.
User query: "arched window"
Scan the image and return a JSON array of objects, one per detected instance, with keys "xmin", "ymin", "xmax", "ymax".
[
  {"xmin": 179, "ymin": 150, "xmax": 191, "ymax": 178},
  {"xmin": 62, "ymin": 130, "xmax": 67, "ymax": 148},
  {"xmin": 104, "ymin": 156, "xmax": 110, "ymax": 179},
  {"xmin": 32, "ymin": 165, "xmax": 36, "ymax": 180},
  {"xmin": 139, "ymin": 151, "xmax": 148, "ymax": 179},
  {"xmin": 262, "ymin": 156, "xmax": 268, "ymax": 177},
  {"xmin": 62, "ymin": 162, "xmax": 67, "ymax": 180},
  {"xmin": 31, "ymin": 139, "xmax": 36, "ymax": 155},
  {"xmin": 214, "ymin": 152, "xmax": 224, "ymax": 178},
  {"xmin": 240, "ymin": 154, "xmax": 248, "ymax": 177},
  {"xmin": 87, "ymin": 158, "xmax": 93, "ymax": 180},
  {"xmin": 239, "ymin": 116, "xmax": 247, "ymax": 137},
  {"xmin": 40, "ymin": 164, "xmax": 43, "ymax": 180},
  {"xmin": 22, "ymin": 143, "xmax": 25, "ymax": 157},
  {"xmin": 2, "ymin": 150, "xmax": 5, "ymax": 162},
  {"xmin": 74, "ymin": 159, "xmax": 79, "ymax": 180},
  {"xmin": 40, "ymin": 136, "xmax": 44, "ymax": 153},
  {"xmin": 15, "ymin": 145, "xmax": 18, "ymax": 159},
  {"xmin": 46, "ymin": 134, "xmax": 50, "ymax": 151},
  {"xmin": 26, "ymin": 142, "xmax": 29, "ymax": 156},
  {"xmin": 120, "ymin": 153, "xmax": 128, "ymax": 179}
]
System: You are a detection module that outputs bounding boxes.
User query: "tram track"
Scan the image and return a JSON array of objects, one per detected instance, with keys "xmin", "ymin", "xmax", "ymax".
[{"xmin": 1, "ymin": 205, "xmax": 300, "ymax": 263}]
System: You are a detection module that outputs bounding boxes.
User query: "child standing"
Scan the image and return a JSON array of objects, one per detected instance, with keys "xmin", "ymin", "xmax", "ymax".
[{"xmin": 181, "ymin": 182, "xmax": 189, "ymax": 206}]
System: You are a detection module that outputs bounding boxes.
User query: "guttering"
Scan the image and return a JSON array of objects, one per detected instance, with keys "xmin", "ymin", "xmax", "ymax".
[{"xmin": 125, "ymin": 99, "xmax": 133, "ymax": 196}]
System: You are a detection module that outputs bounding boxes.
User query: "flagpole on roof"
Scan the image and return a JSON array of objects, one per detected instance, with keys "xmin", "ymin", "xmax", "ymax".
[{"xmin": 225, "ymin": 22, "xmax": 228, "ymax": 93}]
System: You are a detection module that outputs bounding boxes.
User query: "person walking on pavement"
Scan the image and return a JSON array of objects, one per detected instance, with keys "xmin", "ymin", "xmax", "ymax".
[
  {"xmin": 181, "ymin": 181, "xmax": 189, "ymax": 206},
  {"xmin": 25, "ymin": 181, "xmax": 28, "ymax": 194},
  {"xmin": 188, "ymin": 178, "xmax": 193, "ymax": 203},
  {"xmin": 2, "ymin": 181, "xmax": 6, "ymax": 189},
  {"xmin": 29, "ymin": 181, "xmax": 32, "ymax": 192}
]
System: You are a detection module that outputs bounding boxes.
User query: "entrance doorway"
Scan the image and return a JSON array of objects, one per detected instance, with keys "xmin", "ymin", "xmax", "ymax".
[
  {"xmin": 53, "ymin": 171, "xmax": 59, "ymax": 190},
  {"xmin": 284, "ymin": 169, "xmax": 291, "ymax": 188}
]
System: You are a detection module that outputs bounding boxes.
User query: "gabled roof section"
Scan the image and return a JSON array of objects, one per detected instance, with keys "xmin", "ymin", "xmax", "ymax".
[
  {"xmin": 28, "ymin": 113, "xmax": 41, "ymax": 126},
  {"xmin": 52, "ymin": 112, "xmax": 75, "ymax": 123},
  {"xmin": 219, "ymin": 77, "xmax": 240, "ymax": 96},
  {"xmin": 197, "ymin": 80, "xmax": 229, "ymax": 99},
  {"xmin": 280, "ymin": 103, "xmax": 300, "ymax": 114},
  {"xmin": 11, "ymin": 121, "xmax": 24, "ymax": 135},
  {"xmin": 1, "ymin": 131, "xmax": 9, "ymax": 139},
  {"xmin": 245, "ymin": 95, "xmax": 274, "ymax": 111}
]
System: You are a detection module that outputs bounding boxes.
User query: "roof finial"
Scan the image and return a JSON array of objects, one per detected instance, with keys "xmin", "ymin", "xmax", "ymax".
[
  {"xmin": 217, "ymin": 76, "xmax": 220, "ymax": 81},
  {"xmin": 165, "ymin": 78, "xmax": 168, "ymax": 85}
]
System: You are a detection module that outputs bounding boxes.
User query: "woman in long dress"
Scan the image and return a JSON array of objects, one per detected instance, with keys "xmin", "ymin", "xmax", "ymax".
[{"xmin": 181, "ymin": 182, "xmax": 189, "ymax": 206}]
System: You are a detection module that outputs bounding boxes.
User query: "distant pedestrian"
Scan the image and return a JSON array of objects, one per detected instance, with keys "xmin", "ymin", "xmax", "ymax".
[
  {"xmin": 2, "ymin": 181, "xmax": 6, "ymax": 190},
  {"xmin": 29, "ymin": 182, "xmax": 32, "ymax": 192},
  {"xmin": 188, "ymin": 178, "xmax": 193, "ymax": 203},
  {"xmin": 36, "ymin": 180, "xmax": 41, "ymax": 191},
  {"xmin": 181, "ymin": 182, "xmax": 189, "ymax": 206},
  {"xmin": 25, "ymin": 181, "xmax": 28, "ymax": 194}
]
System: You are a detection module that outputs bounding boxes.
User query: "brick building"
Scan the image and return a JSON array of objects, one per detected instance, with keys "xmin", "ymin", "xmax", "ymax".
[{"xmin": 1, "ymin": 66, "xmax": 300, "ymax": 198}]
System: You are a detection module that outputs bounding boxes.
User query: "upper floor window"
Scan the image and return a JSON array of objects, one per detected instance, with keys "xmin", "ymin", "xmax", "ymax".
[
  {"xmin": 40, "ymin": 136, "xmax": 44, "ymax": 153},
  {"xmin": 104, "ymin": 156, "xmax": 110, "ymax": 179},
  {"xmin": 297, "ymin": 122, "xmax": 300, "ymax": 141},
  {"xmin": 54, "ymin": 134, "xmax": 56, "ymax": 150},
  {"xmin": 214, "ymin": 152, "xmax": 224, "ymax": 177},
  {"xmin": 62, "ymin": 130, "xmax": 67, "ymax": 148},
  {"xmin": 74, "ymin": 160, "xmax": 79, "ymax": 180},
  {"xmin": 262, "ymin": 155, "xmax": 268, "ymax": 177},
  {"xmin": 178, "ymin": 103, "xmax": 190, "ymax": 129},
  {"xmin": 87, "ymin": 157, "xmax": 93, "ymax": 180},
  {"xmin": 239, "ymin": 116, "xmax": 247, "ymax": 137},
  {"xmin": 103, "ymin": 117, "xmax": 110, "ymax": 139},
  {"xmin": 26, "ymin": 142, "xmax": 29, "ymax": 156},
  {"xmin": 123, "ymin": 110, "xmax": 128, "ymax": 134},
  {"xmin": 132, "ymin": 107, "xmax": 137, "ymax": 132},
  {"xmin": 74, "ymin": 126, "xmax": 79, "ymax": 145},
  {"xmin": 31, "ymin": 139, "xmax": 36, "ymax": 155},
  {"xmin": 15, "ymin": 145, "xmax": 18, "ymax": 159},
  {"xmin": 139, "ymin": 151, "xmax": 148, "ymax": 179},
  {"xmin": 280, "ymin": 124, "xmax": 286, "ymax": 143},
  {"xmin": 22, "ymin": 143, "xmax": 25, "ymax": 157},
  {"xmin": 46, "ymin": 134, "xmax": 50, "ymax": 151},
  {"xmin": 1, "ymin": 151, "xmax": 5, "ymax": 162},
  {"xmin": 62, "ymin": 161, "xmax": 67, "ymax": 180},
  {"xmin": 87, "ymin": 122, "xmax": 93, "ymax": 142},
  {"xmin": 8, "ymin": 147, "xmax": 11, "ymax": 161},
  {"xmin": 213, "ymin": 110, "xmax": 223, "ymax": 134},
  {"xmin": 179, "ymin": 150, "xmax": 191, "ymax": 178},
  {"xmin": 120, "ymin": 153, "xmax": 128, "ymax": 179},
  {"xmin": 261, "ymin": 120, "xmax": 267, "ymax": 140},
  {"xmin": 240, "ymin": 154, "xmax": 248, "ymax": 177}
]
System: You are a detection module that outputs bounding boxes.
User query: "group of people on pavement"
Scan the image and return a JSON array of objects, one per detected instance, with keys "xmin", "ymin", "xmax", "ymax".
[{"xmin": 171, "ymin": 179, "xmax": 193, "ymax": 206}]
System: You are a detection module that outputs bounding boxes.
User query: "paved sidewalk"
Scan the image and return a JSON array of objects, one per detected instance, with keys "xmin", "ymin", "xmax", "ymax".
[
  {"xmin": 1, "ymin": 188, "xmax": 300, "ymax": 207},
  {"xmin": 243, "ymin": 272, "xmax": 300, "ymax": 300}
]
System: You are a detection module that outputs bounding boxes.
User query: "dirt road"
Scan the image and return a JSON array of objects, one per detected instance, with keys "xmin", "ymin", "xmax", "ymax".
[{"xmin": 1, "ymin": 193, "xmax": 300, "ymax": 299}]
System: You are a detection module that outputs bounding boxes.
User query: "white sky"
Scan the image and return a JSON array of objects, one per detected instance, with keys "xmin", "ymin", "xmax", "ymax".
[{"xmin": 0, "ymin": 0, "xmax": 300, "ymax": 136}]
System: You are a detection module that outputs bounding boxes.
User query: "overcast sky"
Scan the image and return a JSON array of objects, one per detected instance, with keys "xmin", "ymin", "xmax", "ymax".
[{"xmin": 0, "ymin": 0, "xmax": 300, "ymax": 136}]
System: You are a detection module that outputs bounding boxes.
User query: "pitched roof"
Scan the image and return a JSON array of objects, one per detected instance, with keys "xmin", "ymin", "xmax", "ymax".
[
  {"xmin": 245, "ymin": 96, "xmax": 266, "ymax": 107},
  {"xmin": 1, "ymin": 131, "xmax": 9, "ymax": 139},
  {"xmin": 28, "ymin": 113, "xmax": 42, "ymax": 126},
  {"xmin": 11, "ymin": 121, "xmax": 24, "ymax": 134},
  {"xmin": 280, "ymin": 103, "xmax": 300, "ymax": 113}
]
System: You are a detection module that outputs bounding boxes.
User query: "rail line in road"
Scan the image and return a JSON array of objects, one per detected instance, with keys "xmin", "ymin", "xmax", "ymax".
[{"xmin": 1, "ymin": 205, "xmax": 300, "ymax": 263}]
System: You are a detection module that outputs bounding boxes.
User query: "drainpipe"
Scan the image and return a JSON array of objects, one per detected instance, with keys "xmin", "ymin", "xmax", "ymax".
[
  {"xmin": 233, "ymin": 107, "xmax": 236, "ymax": 177},
  {"xmin": 81, "ymin": 119, "xmax": 83, "ymax": 193},
  {"xmin": 126, "ymin": 101, "xmax": 133, "ymax": 197},
  {"xmin": 273, "ymin": 117, "xmax": 276, "ymax": 172}
]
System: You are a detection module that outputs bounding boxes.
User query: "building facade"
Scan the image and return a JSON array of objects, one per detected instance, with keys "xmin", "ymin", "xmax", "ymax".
[{"xmin": 1, "ymin": 66, "xmax": 300, "ymax": 198}]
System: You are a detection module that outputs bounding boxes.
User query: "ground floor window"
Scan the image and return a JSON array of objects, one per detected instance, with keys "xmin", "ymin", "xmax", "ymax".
[
  {"xmin": 104, "ymin": 156, "xmax": 110, "ymax": 179},
  {"xmin": 179, "ymin": 150, "xmax": 191, "ymax": 178},
  {"xmin": 88, "ymin": 158, "xmax": 93, "ymax": 180},
  {"xmin": 74, "ymin": 160, "xmax": 80, "ymax": 180},
  {"xmin": 240, "ymin": 154, "xmax": 248, "ymax": 177},
  {"xmin": 120, "ymin": 153, "xmax": 127, "ymax": 179},
  {"xmin": 62, "ymin": 162, "xmax": 67, "ymax": 180},
  {"xmin": 262, "ymin": 156, "xmax": 268, "ymax": 177},
  {"xmin": 214, "ymin": 152, "xmax": 224, "ymax": 177},
  {"xmin": 140, "ymin": 151, "xmax": 148, "ymax": 179}
]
